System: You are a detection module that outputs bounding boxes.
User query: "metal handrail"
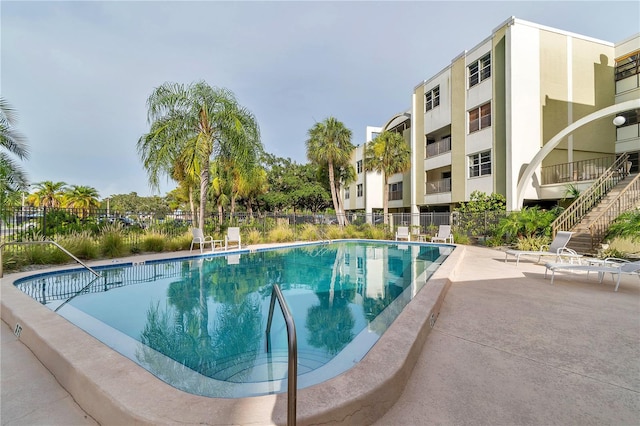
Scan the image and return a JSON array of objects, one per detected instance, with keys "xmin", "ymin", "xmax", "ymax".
[
  {"xmin": 551, "ymin": 153, "xmax": 630, "ymax": 237},
  {"xmin": 265, "ymin": 284, "xmax": 297, "ymax": 426},
  {"xmin": 588, "ymin": 173, "xmax": 640, "ymax": 249},
  {"xmin": 0, "ymin": 240, "xmax": 101, "ymax": 278}
]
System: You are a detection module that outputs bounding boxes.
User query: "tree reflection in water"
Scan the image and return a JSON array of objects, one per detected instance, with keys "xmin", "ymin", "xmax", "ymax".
[
  {"xmin": 138, "ymin": 256, "xmax": 267, "ymax": 382},
  {"xmin": 134, "ymin": 243, "xmax": 438, "ymax": 386}
]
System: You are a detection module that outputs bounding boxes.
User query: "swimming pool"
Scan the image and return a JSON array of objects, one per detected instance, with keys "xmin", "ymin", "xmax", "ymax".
[{"xmin": 14, "ymin": 240, "xmax": 453, "ymax": 399}]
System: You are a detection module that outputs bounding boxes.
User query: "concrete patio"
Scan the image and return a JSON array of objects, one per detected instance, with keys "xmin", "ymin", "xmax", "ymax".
[{"xmin": 2, "ymin": 245, "xmax": 639, "ymax": 425}]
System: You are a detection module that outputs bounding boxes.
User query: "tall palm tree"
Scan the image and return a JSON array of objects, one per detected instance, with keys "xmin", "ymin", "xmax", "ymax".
[
  {"xmin": 64, "ymin": 185, "xmax": 100, "ymax": 218},
  {"xmin": 0, "ymin": 98, "xmax": 30, "ymax": 209},
  {"xmin": 306, "ymin": 117, "xmax": 354, "ymax": 226},
  {"xmin": 138, "ymin": 81, "xmax": 261, "ymax": 229},
  {"xmin": 364, "ymin": 130, "xmax": 411, "ymax": 225},
  {"xmin": 29, "ymin": 181, "xmax": 67, "ymax": 208}
]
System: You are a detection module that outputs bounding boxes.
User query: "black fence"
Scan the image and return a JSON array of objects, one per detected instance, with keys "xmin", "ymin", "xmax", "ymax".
[{"xmin": 0, "ymin": 207, "xmax": 510, "ymax": 259}]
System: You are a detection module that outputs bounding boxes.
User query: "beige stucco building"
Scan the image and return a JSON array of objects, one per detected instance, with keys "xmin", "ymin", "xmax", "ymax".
[{"xmin": 344, "ymin": 17, "xmax": 639, "ymax": 217}]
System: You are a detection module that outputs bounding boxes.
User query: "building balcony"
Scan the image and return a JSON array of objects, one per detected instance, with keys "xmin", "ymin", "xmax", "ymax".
[
  {"xmin": 540, "ymin": 155, "xmax": 616, "ymax": 185},
  {"xmin": 425, "ymin": 177, "xmax": 451, "ymax": 194},
  {"xmin": 425, "ymin": 137, "xmax": 451, "ymax": 158}
]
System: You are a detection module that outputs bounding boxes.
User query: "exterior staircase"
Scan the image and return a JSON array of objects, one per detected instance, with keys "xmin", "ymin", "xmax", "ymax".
[
  {"xmin": 552, "ymin": 153, "xmax": 640, "ymax": 255},
  {"xmin": 565, "ymin": 173, "xmax": 639, "ymax": 254}
]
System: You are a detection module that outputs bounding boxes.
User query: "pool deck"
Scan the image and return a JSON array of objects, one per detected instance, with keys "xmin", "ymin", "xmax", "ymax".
[{"xmin": 2, "ymin": 244, "xmax": 639, "ymax": 425}]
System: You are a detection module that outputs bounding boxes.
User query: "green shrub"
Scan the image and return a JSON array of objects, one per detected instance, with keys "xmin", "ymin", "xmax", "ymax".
[
  {"xmin": 606, "ymin": 209, "xmax": 640, "ymax": 243},
  {"xmin": 514, "ymin": 235, "xmax": 550, "ymax": 251},
  {"xmin": 598, "ymin": 246, "xmax": 626, "ymax": 260},
  {"xmin": 164, "ymin": 233, "xmax": 193, "ymax": 251},
  {"xmin": 267, "ymin": 225, "xmax": 295, "ymax": 243},
  {"xmin": 452, "ymin": 231, "xmax": 470, "ymax": 245},
  {"xmin": 57, "ymin": 231, "xmax": 99, "ymax": 260},
  {"xmin": 482, "ymin": 235, "xmax": 504, "ymax": 247},
  {"xmin": 343, "ymin": 224, "xmax": 362, "ymax": 239},
  {"xmin": 299, "ymin": 224, "xmax": 319, "ymax": 241},
  {"xmin": 100, "ymin": 223, "xmax": 127, "ymax": 258},
  {"xmin": 496, "ymin": 207, "xmax": 560, "ymax": 242},
  {"xmin": 360, "ymin": 224, "xmax": 386, "ymax": 240},
  {"xmin": 142, "ymin": 233, "xmax": 166, "ymax": 252},
  {"xmin": 244, "ymin": 229, "xmax": 263, "ymax": 245},
  {"xmin": 326, "ymin": 225, "xmax": 345, "ymax": 240}
]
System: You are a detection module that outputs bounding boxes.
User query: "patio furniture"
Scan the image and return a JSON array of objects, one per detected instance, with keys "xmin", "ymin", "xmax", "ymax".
[
  {"xmin": 504, "ymin": 231, "xmax": 581, "ymax": 266},
  {"xmin": 225, "ymin": 227, "xmax": 241, "ymax": 250},
  {"xmin": 190, "ymin": 228, "xmax": 219, "ymax": 253},
  {"xmin": 544, "ymin": 258, "xmax": 640, "ymax": 291},
  {"xmin": 395, "ymin": 226, "xmax": 410, "ymax": 242},
  {"xmin": 431, "ymin": 225, "xmax": 454, "ymax": 243}
]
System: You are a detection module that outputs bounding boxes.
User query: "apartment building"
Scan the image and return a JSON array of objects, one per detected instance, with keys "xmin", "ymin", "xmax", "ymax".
[
  {"xmin": 344, "ymin": 17, "xmax": 639, "ymax": 217},
  {"xmin": 343, "ymin": 126, "xmax": 383, "ymax": 219}
]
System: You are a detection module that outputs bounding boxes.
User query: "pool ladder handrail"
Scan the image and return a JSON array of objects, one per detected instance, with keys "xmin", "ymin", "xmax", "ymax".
[
  {"xmin": 0, "ymin": 240, "xmax": 101, "ymax": 278},
  {"xmin": 265, "ymin": 284, "xmax": 297, "ymax": 426}
]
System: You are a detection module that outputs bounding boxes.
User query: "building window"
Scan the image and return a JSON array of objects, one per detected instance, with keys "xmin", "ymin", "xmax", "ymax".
[
  {"xmin": 469, "ymin": 102, "xmax": 491, "ymax": 133},
  {"xmin": 615, "ymin": 52, "xmax": 639, "ymax": 81},
  {"xmin": 344, "ymin": 188, "xmax": 350, "ymax": 199},
  {"xmin": 468, "ymin": 53, "xmax": 491, "ymax": 88},
  {"xmin": 469, "ymin": 150, "xmax": 491, "ymax": 177},
  {"xmin": 389, "ymin": 181, "xmax": 403, "ymax": 201},
  {"xmin": 357, "ymin": 160, "xmax": 363, "ymax": 173},
  {"xmin": 357, "ymin": 184, "xmax": 363, "ymax": 197},
  {"xmin": 425, "ymin": 85, "xmax": 440, "ymax": 112}
]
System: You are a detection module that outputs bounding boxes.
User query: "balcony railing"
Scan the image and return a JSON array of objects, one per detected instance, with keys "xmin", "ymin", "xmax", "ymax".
[
  {"xmin": 540, "ymin": 155, "xmax": 616, "ymax": 185},
  {"xmin": 425, "ymin": 177, "xmax": 451, "ymax": 194},
  {"xmin": 389, "ymin": 190, "xmax": 403, "ymax": 201},
  {"xmin": 425, "ymin": 137, "xmax": 451, "ymax": 158}
]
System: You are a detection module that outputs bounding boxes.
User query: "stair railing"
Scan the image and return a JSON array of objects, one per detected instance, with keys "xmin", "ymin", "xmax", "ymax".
[
  {"xmin": 265, "ymin": 284, "xmax": 297, "ymax": 426},
  {"xmin": 588, "ymin": 173, "xmax": 640, "ymax": 250},
  {"xmin": 0, "ymin": 240, "xmax": 101, "ymax": 278},
  {"xmin": 551, "ymin": 153, "xmax": 630, "ymax": 237}
]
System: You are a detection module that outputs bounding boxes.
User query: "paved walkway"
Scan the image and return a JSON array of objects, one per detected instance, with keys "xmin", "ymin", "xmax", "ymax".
[{"xmin": 2, "ymin": 245, "xmax": 639, "ymax": 425}]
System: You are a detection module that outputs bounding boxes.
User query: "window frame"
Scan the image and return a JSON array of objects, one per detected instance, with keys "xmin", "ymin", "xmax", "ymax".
[
  {"xmin": 356, "ymin": 160, "xmax": 363, "ymax": 174},
  {"xmin": 468, "ymin": 102, "xmax": 491, "ymax": 133},
  {"xmin": 468, "ymin": 150, "xmax": 492, "ymax": 178},
  {"xmin": 425, "ymin": 85, "xmax": 440, "ymax": 112},
  {"xmin": 357, "ymin": 183, "xmax": 363, "ymax": 197},
  {"xmin": 468, "ymin": 53, "xmax": 491, "ymax": 88},
  {"xmin": 615, "ymin": 52, "xmax": 639, "ymax": 81}
]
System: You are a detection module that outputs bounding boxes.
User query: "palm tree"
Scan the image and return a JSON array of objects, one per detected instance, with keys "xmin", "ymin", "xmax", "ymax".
[
  {"xmin": 0, "ymin": 98, "xmax": 30, "ymax": 209},
  {"xmin": 306, "ymin": 117, "xmax": 354, "ymax": 226},
  {"xmin": 138, "ymin": 81, "xmax": 261, "ymax": 229},
  {"xmin": 364, "ymin": 130, "xmax": 411, "ymax": 225},
  {"xmin": 63, "ymin": 185, "xmax": 100, "ymax": 218},
  {"xmin": 29, "ymin": 181, "xmax": 67, "ymax": 208}
]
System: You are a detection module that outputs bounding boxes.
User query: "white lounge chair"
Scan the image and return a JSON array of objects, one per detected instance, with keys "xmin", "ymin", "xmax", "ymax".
[
  {"xmin": 225, "ymin": 227, "xmax": 241, "ymax": 250},
  {"xmin": 395, "ymin": 226, "xmax": 410, "ymax": 242},
  {"xmin": 431, "ymin": 225, "xmax": 454, "ymax": 243},
  {"xmin": 544, "ymin": 258, "xmax": 640, "ymax": 291},
  {"xmin": 190, "ymin": 228, "xmax": 216, "ymax": 253},
  {"xmin": 504, "ymin": 231, "xmax": 581, "ymax": 265}
]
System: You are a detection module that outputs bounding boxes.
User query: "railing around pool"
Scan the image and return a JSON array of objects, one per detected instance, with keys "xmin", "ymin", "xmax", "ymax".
[
  {"xmin": 0, "ymin": 240, "xmax": 101, "ymax": 278},
  {"xmin": 266, "ymin": 284, "xmax": 298, "ymax": 426}
]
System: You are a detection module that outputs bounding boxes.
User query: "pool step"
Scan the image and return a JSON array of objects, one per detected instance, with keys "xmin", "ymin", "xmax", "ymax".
[{"xmin": 211, "ymin": 348, "xmax": 332, "ymax": 383}]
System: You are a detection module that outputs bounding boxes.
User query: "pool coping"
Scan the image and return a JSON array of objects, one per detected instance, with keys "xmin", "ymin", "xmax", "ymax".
[{"xmin": 0, "ymin": 241, "xmax": 464, "ymax": 425}]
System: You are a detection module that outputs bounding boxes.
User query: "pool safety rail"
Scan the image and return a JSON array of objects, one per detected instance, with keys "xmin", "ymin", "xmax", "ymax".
[
  {"xmin": 266, "ymin": 284, "xmax": 298, "ymax": 426},
  {"xmin": 0, "ymin": 240, "xmax": 101, "ymax": 278}
]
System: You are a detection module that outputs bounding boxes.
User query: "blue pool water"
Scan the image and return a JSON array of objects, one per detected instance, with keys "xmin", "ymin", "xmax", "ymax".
[{"xmin": 15, "ymin": 241, "xmax": 453, "ymax": 398}]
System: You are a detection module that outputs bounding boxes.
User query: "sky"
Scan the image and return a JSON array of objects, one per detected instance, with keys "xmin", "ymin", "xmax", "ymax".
[{"xmin": 2, "ymin": 0, "xmax": 639, "ymax": 199}]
